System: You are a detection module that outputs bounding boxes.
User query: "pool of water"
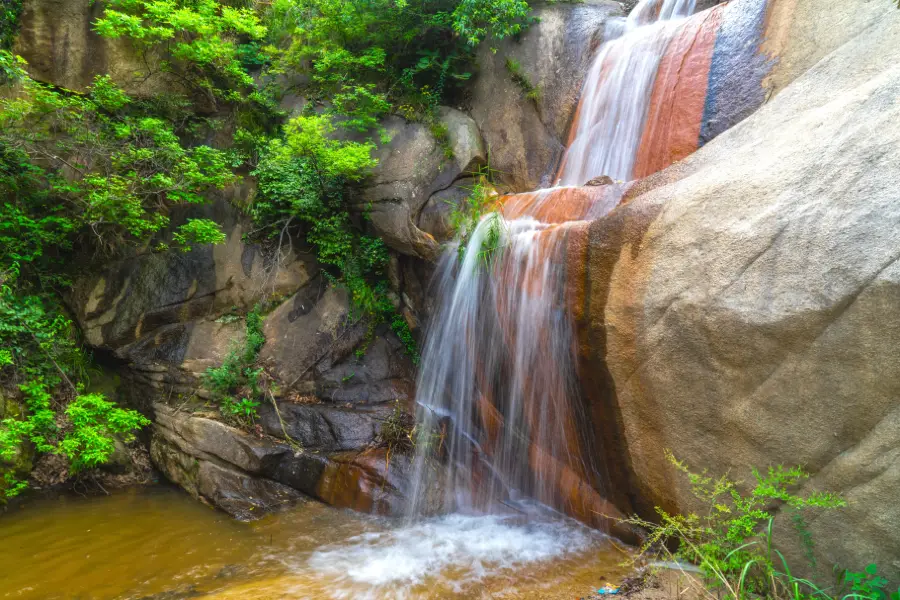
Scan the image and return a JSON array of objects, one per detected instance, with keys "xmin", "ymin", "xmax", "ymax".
[{"xmin": 0, "ymin": 486, "xmax": 630, "ymax": 599}]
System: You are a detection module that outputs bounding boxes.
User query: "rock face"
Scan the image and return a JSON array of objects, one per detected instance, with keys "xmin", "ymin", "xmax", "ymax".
[
  {"xmin": 470, "ymin": 0, "xmax": 622, "ymax": 191},
  {"xmin": 16, "ymin": 0, "xmax": 179, "ymax": 96},
  {"xmin": 64, "ymin": 183, "xmax": 421, "ymax": 517},
  {"xmin": 569, "ymin": 0, "xmax": 900, "ymax": 577},
  {"xmin": 361, "ymin": 107, "xmax": 486, "ymax": 259},
  {"xmin": 151, "ymin": 402, "xmax": 432, "ymax": 519}
]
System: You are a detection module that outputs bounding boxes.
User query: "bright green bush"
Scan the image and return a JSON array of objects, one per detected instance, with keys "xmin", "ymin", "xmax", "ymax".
[
  {"xmin": 94, "ymin": 0, "xmax": 269, "ymax": 103},
  {"xmin": 266, "ymin": 0, "xmax": 533, "ymax": 127},
  {"xmin": 0, "ymin": 65, "xmax": 233, "ymax": 276}
]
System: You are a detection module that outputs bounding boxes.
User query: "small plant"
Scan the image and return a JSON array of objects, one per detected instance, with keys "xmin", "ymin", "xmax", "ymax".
[
  {"xmin": 505, "ymin": 57, "xmax": 541, "ymax": 103},
  {"xmin": 202, "ymin": 306, "xmax": 266, "ymax": 426},
  {"xmin": 622, "ymin": 451, "xmax": 862, "ymax": 599},
  {"xmin": 221, "ymin": 397, "xmax": 261, "ymax": 422},
  {"xmin": 391, "ymin": 315, "xmax": 420, "ymax": 365},
  {"xmin": 378, "ymin": 401, "xmax": 416, "ymax": 455},
  {"xmin": 476, "ymin": 212, "xmax": 506, "ymax": 269},
  {"xmin": 448, "ymin": 163, "xmax": 505, "ymax": 267}
]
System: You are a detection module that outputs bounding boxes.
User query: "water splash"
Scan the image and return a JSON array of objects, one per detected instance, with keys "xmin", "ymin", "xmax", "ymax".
[{"xmin": 307, "ymin": 513, "xmax": 602, "ymax": 599}]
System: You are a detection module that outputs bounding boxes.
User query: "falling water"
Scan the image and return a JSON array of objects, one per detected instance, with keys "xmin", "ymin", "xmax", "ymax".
[
  {"xmin": 409, "ymin": 0, "xmax": 699, "ymax": 525},
  {"xmin": 557, "ymin": 0, "xmax": 697, "ymax": 185}
]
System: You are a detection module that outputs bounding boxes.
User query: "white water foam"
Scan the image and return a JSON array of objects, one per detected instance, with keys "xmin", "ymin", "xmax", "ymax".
[{"xmin": 306, "ymin": 513, "xmax": 601, "ymax": 598}]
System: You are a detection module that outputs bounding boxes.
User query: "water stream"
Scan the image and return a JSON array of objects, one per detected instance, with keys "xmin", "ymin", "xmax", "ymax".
[
  {"xmin": 0, "ymin": 487, "xmax": 628, "ymax": 599},
  {"xmin": 407, "ymin": 0, "xmax": 698, "ymax": 526}
]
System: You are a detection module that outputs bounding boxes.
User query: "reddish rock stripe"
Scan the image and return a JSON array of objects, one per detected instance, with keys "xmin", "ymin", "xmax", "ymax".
[{"xmin": 633, "ymin": 5, "xmax": 724, "ymax": 179}]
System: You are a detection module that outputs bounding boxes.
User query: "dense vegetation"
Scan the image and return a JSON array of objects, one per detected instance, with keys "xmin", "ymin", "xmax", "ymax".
[{"xmin": 0, "ymin": 0, "xmax": 530, "ymax": 495}]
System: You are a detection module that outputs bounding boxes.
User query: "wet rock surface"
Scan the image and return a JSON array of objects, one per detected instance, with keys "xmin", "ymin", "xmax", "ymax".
[{"xmin": 151, "ymin": 402, "xmax": 425, "ymax": 519}]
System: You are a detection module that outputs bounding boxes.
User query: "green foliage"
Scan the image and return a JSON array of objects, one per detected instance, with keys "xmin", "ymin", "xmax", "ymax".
[
  {"xmin": 0, "ymin": 269, "xmax": 88, "ymax": 384},
  {"xmin": 94, "ymin": 0, "xmax": 269, "ymax": 104},
  {"xmin": 267, "ymin": 0, "xmax": 532, "ymax": 127},
  {"xmin": 250, "ymin": 114, "xmax": 394, "ymax": 315},
  {"xmin": 505, "ymin": 57, "xmax": 541, "ymax": 102},
  {"xmin": 251, "ymin": 124, "xmax": 421, "ymax": 360},
  {"xmin": 448, "ymin": 166, "xmax": 505, "ymax": 268},
  {"xmin": 0, "ymin": 0, "xmax": 22, "ymax": 50},
  {"xmin": 172, "ymin": 218, "xmax": 228, "ymax": 251},
  {"xmin": 475, "ymin": 212, "xmax": 505, "ymax": 268},
  {"xmin": 0, "ymin": 66, "xmax": 233, "ymax": 276},
  {"xmin": 621, "ymin": 452, "xmax": 900, "ymax": 600},
  {"xmin": 391, "ymin": 315, "xmax": 420, "ymax": 365},
  {"xmin": 842, "ymin": 565, "xmax": 899, "ymax": 600},
  {"xmin": 0, "ymin": 382, "xmax": 149, "ymax": 496},
  {"xmin": 0, "ymin": 58, "xmax": 231, "ymax": 486},
  {"xmin": 56, "ymin": 393, "xmax": 151, "ymax": 473},
  {"xmin": 202, "ymin": 306, "xmax": 266, "ymax": 425},
  {"xmin": 0, "ymin": 265, "xmax": 150, "ymax": 496}
]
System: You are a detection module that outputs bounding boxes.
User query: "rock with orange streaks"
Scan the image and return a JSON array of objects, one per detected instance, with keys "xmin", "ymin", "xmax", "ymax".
[
  {"xmin": 574, "ymin": 0, "xmax": 900, "ymax": 578},
  {"xmin": 633, "ymin": 6, "xmax": 723, "ymax": 179}
]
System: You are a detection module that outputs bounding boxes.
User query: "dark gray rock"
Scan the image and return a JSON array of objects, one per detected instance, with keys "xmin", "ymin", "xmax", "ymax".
[{"xmin": 257, "ymin": 401, "xmax": 394, "ymax": 452}]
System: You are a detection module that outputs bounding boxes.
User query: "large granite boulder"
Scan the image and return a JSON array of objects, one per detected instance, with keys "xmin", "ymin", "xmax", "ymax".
[
  {"xmin": 469, "ymin": 0, "xmax": 622, "ymax": 191},
  {"xmin": 569, "ymin": 0, "xmax": 900, "ymax": 577}
]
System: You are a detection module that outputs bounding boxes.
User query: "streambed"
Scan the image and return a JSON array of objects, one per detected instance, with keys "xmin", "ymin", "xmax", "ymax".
[{"xmin": 1, "ymin": 486, "xmax": 630, "ymax": 599}]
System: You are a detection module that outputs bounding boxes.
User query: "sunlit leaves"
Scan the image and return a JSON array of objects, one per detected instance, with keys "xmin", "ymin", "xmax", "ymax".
[{"xmin": 95, "ymin": 0, "xmax": 267, "ymax": 98}]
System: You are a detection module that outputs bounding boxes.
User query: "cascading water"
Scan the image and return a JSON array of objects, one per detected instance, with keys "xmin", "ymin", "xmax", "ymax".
[
  {"xmin": 557, "ymin": 0, "xmax": 697, "ymax": 185},
  {"xmin": 409, "ymin": 0, "xmax": 698, "ymax": 523},
  {"xmin": 306, "ymin": 0, "xmax": 711, "ymax": 593}
]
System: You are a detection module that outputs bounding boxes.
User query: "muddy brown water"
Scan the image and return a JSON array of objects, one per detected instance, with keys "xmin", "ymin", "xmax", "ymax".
[{"xmin": 0, "ymin": 486, "xmax": 630, "ymax": 599}]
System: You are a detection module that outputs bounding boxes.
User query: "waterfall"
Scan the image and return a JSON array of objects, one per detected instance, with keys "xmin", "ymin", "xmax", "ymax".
[
  {"xmin": 408, "ymin": 0, "xmax": 699, "ymax": 526},
  {"xmin": 557, "ymin": 0, "xmax": 697, "ymax": 185}
]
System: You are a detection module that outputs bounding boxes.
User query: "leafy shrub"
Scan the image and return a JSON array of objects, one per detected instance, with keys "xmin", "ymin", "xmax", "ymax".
[
  {"xmin": 0, "ymin": 65, "xmax": 232, "ymax": 276},
  {"xmin": 57, "ymin": 393, "xmax": 151, "ymax": 473},
  {"xmin": 202, "ymin": 306, "xmax": 266, "ymax": 425},
  {"xmin": 94, "ymin": 0, "xmax": 269, "ymax": 104},
  {"xmin": 266, "ymin": 0, "xmax": 533, "ymax": 128},
  {"xmin": 623, "ymin": 452, "xmax": 899, "ymax": 600},
  {"xmin": 0, "ymin": 381, "xmax": 150, "ymax": 496}
]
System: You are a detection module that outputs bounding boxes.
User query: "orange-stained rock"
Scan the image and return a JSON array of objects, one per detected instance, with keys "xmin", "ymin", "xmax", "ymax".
[
  {"xmin": 633, "ymin": 6, "xmax": 723, "ymax": 179},
  {"xmin": 315, "ymin": 448, "xmax": 401, "ymax": 516},
  {"xmin": 569, "ymin": 0, "xmax": 900, "ymax": 578},
  {"xmin": 501, "ymin": 185, "xmax": 625, "ymax": 223}
]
